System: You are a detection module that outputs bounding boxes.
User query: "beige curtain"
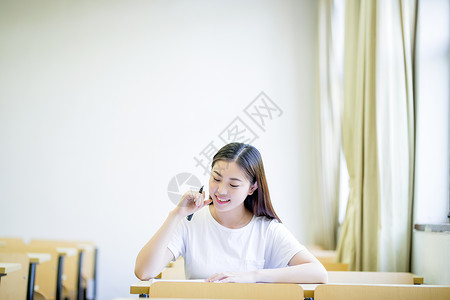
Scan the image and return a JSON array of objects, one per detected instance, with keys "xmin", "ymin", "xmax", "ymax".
[
  {"xmin": 336, "ymin": 0, "xmax": 417, "ymax": 272},
  {"xmin": 336, "ymin": 0, "xmax": 380, "ymax": 272},
  {"xmin": 313, "ymin": 0, "xmax": 343, "ymax": 250}
]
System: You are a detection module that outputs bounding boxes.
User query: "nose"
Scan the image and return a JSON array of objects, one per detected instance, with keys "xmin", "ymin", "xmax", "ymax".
[{"xmin": 217, "ymin": 182, "xmax": 227, "ymax": 195}]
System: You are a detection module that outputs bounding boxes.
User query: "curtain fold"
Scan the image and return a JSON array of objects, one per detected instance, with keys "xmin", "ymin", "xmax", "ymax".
[
  {"xmin": 335, "ymin": 0, "xmax": 417, "ymax": 272},
  {"xmin": 336, "ymin": 0, "xmax": 380, "ymax": 272}
]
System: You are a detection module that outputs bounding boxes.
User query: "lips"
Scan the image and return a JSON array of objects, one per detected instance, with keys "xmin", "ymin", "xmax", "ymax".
[{"xmin": 215, "ymin": 195, "xmax": 230, "ymax": 204}]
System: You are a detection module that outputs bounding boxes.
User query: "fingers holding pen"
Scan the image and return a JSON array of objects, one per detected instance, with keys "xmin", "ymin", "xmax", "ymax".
[
  {"xmin": 176, "ymin": 187, "xmax": 211, "ymax": 218},
  {"xmin": 195, "ymin": 191, "xmax": 203, "ymax": 208}
]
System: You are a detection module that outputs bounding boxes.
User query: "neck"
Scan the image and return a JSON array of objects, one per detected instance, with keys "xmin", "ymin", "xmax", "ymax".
[{"xmin": 209, "ymin": 205, "xmax": 253, "ymax": 229}]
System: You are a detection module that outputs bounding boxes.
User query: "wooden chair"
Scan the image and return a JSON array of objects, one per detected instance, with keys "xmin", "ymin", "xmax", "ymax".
[
  {"xmin": 0, "ymin": 237, "xmax": 27, "ymax": 248},
  {"xmin": 0, "ymin": 253, "xmax": 28, "ymax": 300},
  {"xmin": 0, "ymin": 245, "xmax": 76, "ymax": 300},
  {"xmin": 314, "ymin": 284, "xmax": 450, "ymax": 300},
  {"xmin": 29, "ymin": 239, "xmax": 98, "ymax": 300},
  {"xmin": 160, "ymin": 257, "xmax": 185, "ymax": 279},
  {"xmin": 0, "ymin": 251, "xmax": 53, "ymax": 300}
]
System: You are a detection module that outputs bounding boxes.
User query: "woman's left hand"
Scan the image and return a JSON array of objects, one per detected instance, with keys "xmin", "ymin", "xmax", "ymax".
[{"xmin": 205, "ymin": 271, "xmax": 257, "ymax": 283}]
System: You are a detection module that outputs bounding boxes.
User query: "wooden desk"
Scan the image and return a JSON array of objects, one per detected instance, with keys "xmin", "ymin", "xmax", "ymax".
[
  {"xmin": 27, "ymin": 253, "xmax": 51, "ymax": 264},
  {"xmin": 131, "ymin": 270, "xmax": 425, "ymax": 299},
  {"xmin": 0, "ymin": 262, "xmax": 22, "ymax": 274},
  {"xmin": 0, "ymin": 237, "xmax": 26, "ymax": 248},
  {"xmin": 29, "ymin": 239, "xmax": 98, "ymax": 300},
  {"xmin": 119, "ymin": 298, "xmax": 261, "ymax": 300},
  {"xmin": 130, "ymin": 280, "xmax": 304, "ymax": 299},
  {"xmin": 0, "ymin": 254, "xmax": 29, "ymax": 299},
  {"xmin": 1, "ymin": 245, "xmax": 78, "ymax": 300},
  {"xmin": 314, "ymin": 284, "xmax": 450, "ymax": 300},
  {"xmin": 0, "ymin": 262, "xmax": 22, "ymax": 287},
  {"xmin": 328, "ymin": 271, "xmax": 423, "ymax": 285},
  {"xmin": 0, "ymin": 252, "xmax": 51, "ymax": 300}
]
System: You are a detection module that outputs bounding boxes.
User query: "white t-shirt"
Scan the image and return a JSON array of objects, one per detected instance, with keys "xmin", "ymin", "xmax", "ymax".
[{"xmin": 167, "ymin": 206, "xmax": 305, "ymax": 279}]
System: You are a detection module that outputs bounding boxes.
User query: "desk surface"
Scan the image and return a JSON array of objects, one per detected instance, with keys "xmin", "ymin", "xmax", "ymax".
[
  {"xmin": 314, "ymin": 284, "xmax": 450, "ymax": 300},
  {"xmin": 27, "ymin": 253, "xmax": 52, "ymax": 264},
  {"xmin": 130, "ymin": 272, "xmax": 425, "ymax": 299},
  {"xmin": 328, "ymin": 271, "xmax": 423, "ymax": 285},
  {"xmin": 0, "ymin": 262, "xmax": 22, "ymax": 274},
  {"xmin": 119, "ymin": 299, "xmax": 263, "ymax": 300},
  {"xmin": 56, "ymin": 247, "xmax": 77, "ymax": 257},
  {"xmin": 131, "ymin": 280, "xmax": 314, "ymax": 298}
]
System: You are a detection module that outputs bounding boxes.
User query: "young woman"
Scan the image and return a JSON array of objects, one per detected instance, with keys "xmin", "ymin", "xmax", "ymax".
[{"xmin": 135, "ymin": 142, "xmax": 327, "ymax": 283}]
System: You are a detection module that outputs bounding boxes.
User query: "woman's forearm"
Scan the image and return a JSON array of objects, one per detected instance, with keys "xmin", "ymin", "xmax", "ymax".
[
  {"xmin": 254, "ymin": 262, "xmax": 328, "ymax": 284},
  {"xmin": 135, "ymin": 210, "xmax": 183, "ymax": 280}
]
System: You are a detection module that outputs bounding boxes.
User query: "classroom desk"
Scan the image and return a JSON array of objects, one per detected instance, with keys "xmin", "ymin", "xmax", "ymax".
[
  {"xmin": 0, "ymin": 262, "xmax": 21, "ymax": 284},
  {"xmin": 328, "ymin": 271, "xmax": 424, "ymax": 285},
  {"xmin": 314, "ymin": 284, "xmax": 450, "ymax": 300},
  {"xmin": 0, "ymin": 257, "xmax": 28, "ymax": 300},
  {"xmin": 0, "ymin": 262, "xmax": 22, "ymax": 274},
  {"xmin": 131, "ymin": 280, "xmax": 305, "ymax": 299},
  {"xmin": 29, "ymin": 239, "xmax": 98, "ymax": 300},
  {"xmin": 27, "ymin": 253, "xmax": 51, "ymax": 264},
  {"xmin": 1, "ymin": 246, "xmax": 78, "ymax": 300},
  {"xmin": 118, "ymin": 299, "xmax": 266, "ymax": 300},
  {"xmin": 0, "ymin": 252, "xmax": 53, "ymax": 300},
  {"xmin": 131, "ymin": 270, "xmax": 425, "ymax": 299}
]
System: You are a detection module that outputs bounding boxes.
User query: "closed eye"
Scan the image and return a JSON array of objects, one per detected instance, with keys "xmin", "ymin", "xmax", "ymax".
[{"xmin": 213, "ymin": 177, "xmax": 239, "ymax": 188}]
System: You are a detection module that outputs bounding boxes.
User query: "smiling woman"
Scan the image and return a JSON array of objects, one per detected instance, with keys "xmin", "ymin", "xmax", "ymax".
[{"xmin": 135, "ymin": 142, "xmax": 328, "ymax": 284}]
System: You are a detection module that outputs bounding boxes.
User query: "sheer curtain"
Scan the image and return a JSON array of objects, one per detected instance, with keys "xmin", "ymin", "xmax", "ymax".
[
  {"xmin": 313, "ymin": 0, "xmax": 344, "ymax": 250},
  {"xmin": 376, "ymin": 0, "xmax": 417, "ymax": 272}
]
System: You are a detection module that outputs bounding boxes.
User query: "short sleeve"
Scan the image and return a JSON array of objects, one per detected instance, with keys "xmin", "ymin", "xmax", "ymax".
[
  {"xmin": 265, "ymin": 221, "xmax": 305, "ymax": 269},
  {"xmin": 167, "ymin": 218, "xmax": 187, "ymax": 261}
]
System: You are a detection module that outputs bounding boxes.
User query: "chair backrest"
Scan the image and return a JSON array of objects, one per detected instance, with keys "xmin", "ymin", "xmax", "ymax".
[
  {"xmin": 328, "ymin": 271, "xmax": 415, "ymax": 284},
  {"xmin": 29, "ymin": 239, "xmax": 96, "ymax": 283},
  {"xmin": 0, "ymin": 237, "xmax": 27, "ymax": 248},
  {"xmin": 28, "ymin": 242, "xmax": 80, "ymax": 300},
  {"xmin": 161, "ymin": 257, "xmax": 185, "ymax": 279},
  {"xmin": 314, "ymin": 284, "xmax": 450, "ymax": 300},
  {"xmin": 0, "ymin": 253, "xmax": 29, "ymax": 300},
  {"xmin": 149, "ymin": 281, "xmax": 304, "ymax": 300},
  {"xmin": 0, "ymin": 245, "xmax": 73, "ymax": 299}
]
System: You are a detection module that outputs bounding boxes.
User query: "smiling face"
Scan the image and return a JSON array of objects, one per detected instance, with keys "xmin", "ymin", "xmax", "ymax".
[{"xmin": 209, "ymin": 160, "xmax": 257, "ymax": 214}]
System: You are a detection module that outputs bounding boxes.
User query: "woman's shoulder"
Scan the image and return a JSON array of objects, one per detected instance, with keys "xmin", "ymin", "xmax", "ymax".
[{"xmin": 252, "ymin": 215, "xmax": 283, "ymax": 231}]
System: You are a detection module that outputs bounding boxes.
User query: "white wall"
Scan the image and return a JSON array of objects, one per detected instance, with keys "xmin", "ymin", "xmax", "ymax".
[
  {"xmin": 411, "ymin": 0, "xmax": 450, "ymax": 285},
  {"xmin": 412, "ymin": 231, "xmax": 450, "ymax": 285},
  {"xmin": 0, "ymin": 1, "xmax": 318, "ymax": 299},
  {"xmin": 413, "ymin": 0, "xmax": 450, "ymax": 224}
]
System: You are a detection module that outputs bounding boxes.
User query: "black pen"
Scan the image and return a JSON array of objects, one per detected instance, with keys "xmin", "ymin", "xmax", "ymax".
[{"xmin": 186, "ymin": 185, "xmax": 204, "ymax": 221}]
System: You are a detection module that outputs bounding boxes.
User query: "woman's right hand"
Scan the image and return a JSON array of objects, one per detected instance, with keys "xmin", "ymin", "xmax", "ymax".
[{"xmin": 172, "ymin": 189, "xmax": 212, "ymax": 217}]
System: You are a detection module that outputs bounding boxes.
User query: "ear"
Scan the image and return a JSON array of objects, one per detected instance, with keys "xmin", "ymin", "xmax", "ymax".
[{"xmin": 248, "ymin": 182, "xmax": 258, "ymax": 195}]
